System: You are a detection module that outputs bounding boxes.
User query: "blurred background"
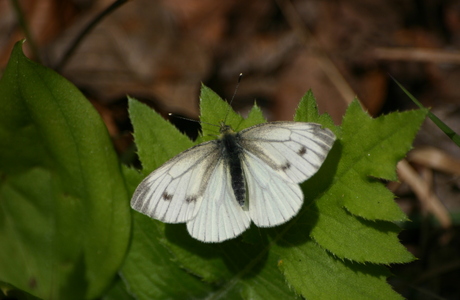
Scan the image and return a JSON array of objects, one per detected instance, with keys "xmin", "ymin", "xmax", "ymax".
[{"xmin": 1, "ymin": 0, "xmax": 460, "ymax": 299}]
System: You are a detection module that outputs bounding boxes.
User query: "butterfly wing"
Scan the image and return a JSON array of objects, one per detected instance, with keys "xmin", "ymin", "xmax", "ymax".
[
  {"xmin": 241, "ymin": 151, "xmax": 303, "ymax": 226},
  {"xmin": 239, "ymin": 122, "xmax": 335, "ymax": 184},
  {"xmin": 239, "ymin": 122, "xmax": 336, "ymax": 226},
  {"xmin": 187, "ymin": 157, "xmax": 251, "ymax": 242},
  {"xmin": 131, "ymin": 141, "xmax": 221, "ymax": 223}
]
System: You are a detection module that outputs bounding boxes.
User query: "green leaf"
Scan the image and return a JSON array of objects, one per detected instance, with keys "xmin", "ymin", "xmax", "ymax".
[
  {"xmin": 0, "ymin": 41, "xmax": 131, "ymax": 299},
  {"xmin": 126, "ymin": 86, "xmax": 426, "ymax": 299},
  {"xmin": 340, "ymin": 101, "xmax": 426, "ymax": 214},
  {"xmin": 294, "ymin": 90, "xmax": 339, "ymax": 136},
  {"xmin": 151, "ymin": 224, "xmax": 297, "ymax": 299},
  {"xmin": 118, "ymin": 165, "xmax": 212, "ymax": 299},
  {"xmin": 276, "ymin": 240, "xmax": 403, "ymax": 300},
  {"xmin": 304, "ymin": 100, "xmax": 426, "ymax": 263},
  {"xmin": 128, "ymin": 96, "xmax": 194, "ymax": 174}
]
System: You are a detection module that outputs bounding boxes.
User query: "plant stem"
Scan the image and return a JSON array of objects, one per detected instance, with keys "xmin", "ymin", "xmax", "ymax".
[{"xmin": 55, "ymin": 0, "xmax": 129, "ymax": 71}]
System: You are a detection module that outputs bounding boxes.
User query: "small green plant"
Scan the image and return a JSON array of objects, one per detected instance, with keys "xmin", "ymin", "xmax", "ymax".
[{"xmin": 0, "ymin": 41, "xmax": 427, "ymax": 299}]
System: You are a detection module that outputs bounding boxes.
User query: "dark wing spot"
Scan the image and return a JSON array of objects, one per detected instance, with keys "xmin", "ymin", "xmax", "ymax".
[
  {"xmin": 281, "ymin": 162, "xmax": 291, "ymax": 170},
  {"xmin": 298, "ymin": 146, "xmax": 307, "ymax": 156},
  {"xmin": 186, "ymin": 196, "xmax": 197, "ymax": 203},
  {"xmin": 162, "ymin": 192, "xmax": 173, "ymax": 201}
]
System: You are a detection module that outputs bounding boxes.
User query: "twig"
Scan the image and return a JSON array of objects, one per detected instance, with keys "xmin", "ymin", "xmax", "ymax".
[
  {"xmin": 397, "ymin": 160, "xmax": 452, "ymax": 230},
  {"xmin": 55, "ymin": 0, "xmax": 129, "ymax": 71},
  {"xmin": 407, "ymin": 147, "xmax": 460, "ymax": 176},
  {"xmin": 375, "ymin": 47, "xmax": 460, "ymax": 64}
]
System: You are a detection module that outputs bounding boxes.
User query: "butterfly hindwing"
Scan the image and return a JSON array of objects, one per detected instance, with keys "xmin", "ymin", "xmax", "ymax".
[
  {"xmin": 131, "ymin": 141, "xmax": 221, "ymax": 223},
  {"xmin": 241, "ymin": 150, "xmax": 303, "ymax": 227},
  {"xmin": 187, "ymin": 158, "xmax": 251, "ymax": 242}
]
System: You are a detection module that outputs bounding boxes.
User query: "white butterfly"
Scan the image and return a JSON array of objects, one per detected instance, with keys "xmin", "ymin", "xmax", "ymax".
[{"xmin": 131, "ymin": 120, "xmax": 335, "ymax": 243}]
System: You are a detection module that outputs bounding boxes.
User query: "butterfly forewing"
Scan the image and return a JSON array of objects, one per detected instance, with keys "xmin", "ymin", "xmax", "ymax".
[
  {"xmin": 239, "ymin": 122, "xmax": 335, "ymax": 184},
  {"xmin": 131, "ymin": 141, "xmax": 221, "ymax": 223}
]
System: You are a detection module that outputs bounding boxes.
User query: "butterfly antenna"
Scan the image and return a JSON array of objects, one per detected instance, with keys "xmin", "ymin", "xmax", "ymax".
[
  {"xmin": 224, "ymin": 73, "xmax": 243, "ymax": 122},
  {"xmin": 229, "ymin": 73, "xmax": 243, "ymax": 106},
  {"xmin": 168, "ymin": 113, "xmax": 220, "ymax": 128}
]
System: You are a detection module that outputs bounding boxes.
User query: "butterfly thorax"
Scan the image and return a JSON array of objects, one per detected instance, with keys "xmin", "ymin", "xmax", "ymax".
[
  {"xmin": 219, "ymin": 123, "xmax": 233, "ymax": 135},
  {"xmin": 219, "ymin": 127, "xmax": 246, "ymax": 207}
]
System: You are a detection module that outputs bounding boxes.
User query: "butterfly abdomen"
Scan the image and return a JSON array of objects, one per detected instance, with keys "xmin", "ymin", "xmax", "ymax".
[{"xmin": 220, "ymin": 132, "xmax": 246, "ymax": 206}]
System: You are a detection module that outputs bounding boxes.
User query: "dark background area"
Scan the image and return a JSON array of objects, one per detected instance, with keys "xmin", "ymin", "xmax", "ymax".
[{"xmin": 1, "ymin": 1, "xmax": 459, "ymax": 299}]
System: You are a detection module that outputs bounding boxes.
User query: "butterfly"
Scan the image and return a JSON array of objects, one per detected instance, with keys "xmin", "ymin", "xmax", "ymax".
[{"xmin": 131, "ymin": 112, "xmax": 336, "ymax": 243}]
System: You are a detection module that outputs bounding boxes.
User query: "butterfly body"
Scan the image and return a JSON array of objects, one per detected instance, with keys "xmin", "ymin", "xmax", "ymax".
[
  {"xmin": 219, "ymin": 124, "xmax": 247, "ymax": 207},
  {"xmin": 132, "ymin": 121, "xmax": 335, "ymax": 243}
]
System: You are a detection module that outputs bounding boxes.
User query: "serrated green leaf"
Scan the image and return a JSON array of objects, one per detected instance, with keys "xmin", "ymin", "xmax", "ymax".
[
  {"xmin": 128, "ymin": 96, "xmax": 195, "ymax": 174},
  {"xmin": 304, "ymin": 198, "xmax": 414, "ymax": 263},
  {"xmin": 302, "ymin": 100, "xmax": 426, "ymax": 263},
  {"xmin": 275, "ymin": 240, "xmax": 403, "ymax": 300},
  {"xmin": 0, "ymin": 41, "xmax": 130, "ymax": 299},
  {"xmin": 245, "ymin": 103, "xmax": 267, "ymax": 125},
  {"xmin": 294, "ymin": 90, "xmax": 339, "ymax": 136},
  {"xmin": 158, "ymin": 224, "xmax": 297, "ymax": 299},
  {"xmin": 126, "ymin": 87, "xmax": 425, "ymax": 299},
  {"xmin": 339, "ymin": 102, "xmax": 426, "ymax": 219},
  {"xmin": 340, "ymin": 101, "xmax": 425, "ymax": 181}
]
